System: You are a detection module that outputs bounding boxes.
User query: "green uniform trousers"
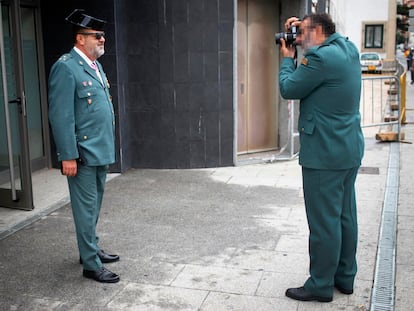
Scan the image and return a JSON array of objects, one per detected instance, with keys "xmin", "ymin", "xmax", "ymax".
[
  {"xmin": 302, "ymin": 166, "xmax": 359, "ymax": 298},
  {"xmin": 67, "ymin": 165, "xmax": 108, "ymax": 271}
]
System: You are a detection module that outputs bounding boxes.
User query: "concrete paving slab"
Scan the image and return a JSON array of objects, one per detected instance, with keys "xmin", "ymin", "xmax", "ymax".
[
  {"xmin": 171, "ymin": 264, "xmax": 263, "ymax": 295},
  {"xmin": 114, "ymin": 258, "xmax": 185, "ymax": 285},
  {"xmin": 395, "ymin": 229, "xmax": 414, "ymax": 265},
  {"xmin": 225, "ymin": 249, "xmax": 308, "ymax": 274},
  {"xmin": 275, "ymin": 234, "xmax": 308, "ymax": 253},
  {"xmin": 297, "ymin": 301, "xmax": 368, "ymax": 311},
  {"xmin": 256, "ymin": 271, "xmax": 307, "ymax": 298},
  {"xmin": 107, "ymin": 283, "xmax": 209, "ymax": 311},
  {"xmin": 200, "ymin": 292, "xmax": 298, "ymax": 311}
]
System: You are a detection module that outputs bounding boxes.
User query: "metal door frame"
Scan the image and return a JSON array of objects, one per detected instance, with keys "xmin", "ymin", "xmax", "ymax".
[{"xmin": 0, "ymin": 0, "xmax": 33, "ymax": 210}]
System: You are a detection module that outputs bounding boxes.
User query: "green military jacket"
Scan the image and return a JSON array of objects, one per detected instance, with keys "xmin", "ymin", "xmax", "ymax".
[
  {"xmin": 48, "ymin": 49, "xmax": 115, "ymax": 166},
  {"xmin": 279, "ymin": 33, "xmax": 364, "ymax": 170}
]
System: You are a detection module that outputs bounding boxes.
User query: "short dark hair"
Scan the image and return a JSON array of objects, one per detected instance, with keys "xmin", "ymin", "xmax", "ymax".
[
  {"xmin": 72, "ymin": 26, "xmax": 83, "ymax": 44},
  {"xmin": 303, "ymin": 13, "xmax": 336, "ymax": 35}
]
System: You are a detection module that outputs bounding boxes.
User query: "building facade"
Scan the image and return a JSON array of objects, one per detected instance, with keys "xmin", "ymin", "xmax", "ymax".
[
  {"xmin": 0, "ymin": 0, "xmax": 328, "ymax": 210},
  {"xmin": 330, "ymin": 0, "xmax": 397, "ymax": 59}
]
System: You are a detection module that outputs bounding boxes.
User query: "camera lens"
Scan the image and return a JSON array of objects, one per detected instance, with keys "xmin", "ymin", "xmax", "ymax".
[
  {"xmin": 275, "ymin": 32, "xmax": 286, "ymax": 45},
  {"xmin": 274, "ymin": 32, "xmax": 296, "ymax": 45}
]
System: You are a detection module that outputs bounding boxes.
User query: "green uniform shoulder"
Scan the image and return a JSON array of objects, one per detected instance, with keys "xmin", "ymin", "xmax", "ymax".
[{"xmin": 57, "ymin": 53, "xmax": 73, "ymax": 62}]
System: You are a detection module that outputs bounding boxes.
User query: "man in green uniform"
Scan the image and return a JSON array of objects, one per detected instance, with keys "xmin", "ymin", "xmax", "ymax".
[
  {"xmin": 278, "ymin": 13, "xmax": 364, "ymax": 302},
  {"xmin": 48, "ymin": 9, "xmax": 120, "ymax": 283}
]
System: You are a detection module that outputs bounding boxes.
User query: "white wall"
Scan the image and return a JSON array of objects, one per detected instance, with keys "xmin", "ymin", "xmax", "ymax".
[
  {"xmin": 330, "ymin": 0, "xmax": 389, "ymax": 58},
  {"xmin": 329, "ymin": 0, "xmax": 347, "ymax": 35}
]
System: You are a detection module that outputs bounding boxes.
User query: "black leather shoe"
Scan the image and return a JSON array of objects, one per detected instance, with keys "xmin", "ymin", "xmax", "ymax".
[
  {"xmin": 97, "ymin": 250, "xmax": 120, "ymax": 263},
  {"xmin": 285, "ymin": 287, "xmax": 332, "ymax": 302},
  {"xmin": 80, "ymin": 250, "xmax": 120, "ymax": 264},
  {"xmin": 335, "ymin": 284, "xmax": 353, "ymax": 295},
  {"xmin": 83, "ymin": 266, "xmax": 120, "ymax": 283}
]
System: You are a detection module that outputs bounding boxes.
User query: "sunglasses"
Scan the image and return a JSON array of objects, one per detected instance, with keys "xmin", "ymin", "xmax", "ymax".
[{"xmin": 78, "ymin": 32, "xmax": 105, "ymax": 40}]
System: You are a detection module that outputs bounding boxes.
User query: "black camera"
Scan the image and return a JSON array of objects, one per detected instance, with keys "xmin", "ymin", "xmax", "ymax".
[{"xmin": 275, "ymin": 24, "xmax": 299, "ymax": 45}]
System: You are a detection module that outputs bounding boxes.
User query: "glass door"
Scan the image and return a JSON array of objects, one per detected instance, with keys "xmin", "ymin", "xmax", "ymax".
[{"xmin": 0, "ymin": 2, "xmax": 33, "ymax": 210}]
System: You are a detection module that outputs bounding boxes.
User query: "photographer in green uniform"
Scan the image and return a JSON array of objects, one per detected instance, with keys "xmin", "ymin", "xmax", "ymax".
[{"xmin": 278, "ymin": 13, "xmax": 364, "ymax": 302}]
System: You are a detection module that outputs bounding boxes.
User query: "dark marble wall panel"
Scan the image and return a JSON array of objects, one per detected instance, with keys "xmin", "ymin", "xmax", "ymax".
[
  {"xmin": 205, "ymin": 111, "xmax": 220, "ymax": 140},
  {"xmin": 159, "ymin": 26, "xmax": 174, "ymax": 83},
  {"xmin": 220, "ymin": 110, "xmax": 235, "ymax": 141},
  {"xmin": 219, "ymin": 0, "xmax": 234, "ymax": 22},
  {"xmin": 204, "ymin": 0, "xmax": 219, "ymax": 22},
  {"xmin": 190, "ymin": 140, "xmax": 206, "ymax": 168},
  {"xmin": 189, "ymin": 53, "xmax": 204, "ymax": 82},
  {"xmin": 204, "ymin": 23, "xmax": 219, "ymax": 52},
  {"xmin": 175, "ymin": 111, "xmax": 191, "ymax": 141},
  {"xmin": 173, "ymin": 52, "xmax": 190, "ymax": 83},
  {"xmin": 160, "ymin": 111, "xmax": 177, "ymax": 141},
  {"xmin": 206, "ymin": 139, "xmax": 220, "ymax": 167},
  {"xmin": 205, "ymin": 53, "xmax": 219, "ymax": 82},
  {"xmin": 118, "ymin": 0, "xmax": 234, "ymax": 168},
  {"xmin": 219, "ymin": 81, "xmax": 233, "ymax": 111},
  {"xmin": 175, "ymin": 84, "xmax": 190, "ymax": 111},
  {"xmin": 220, "ymin": 138, "xmax": 234, "ymax": 166},
  {"xmin": 188, "ymin": 0, "xmax": 204, "ymax": 23},
  {"xmin": 219, "ymin": 21, "xmax": 234, "ymax": 51}
]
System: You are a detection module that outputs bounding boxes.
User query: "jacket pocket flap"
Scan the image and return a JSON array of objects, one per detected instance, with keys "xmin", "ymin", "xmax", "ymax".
[
  {"xmin": 77, "ymin": 87, "xmax": 97, "ymax": 98},
  {"xmin": 299, "ymin": 122, "xmax": 315, "ymax": 135}
]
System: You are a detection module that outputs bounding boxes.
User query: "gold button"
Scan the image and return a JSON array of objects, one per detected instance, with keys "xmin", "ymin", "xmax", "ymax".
[{"xmin": 83, "ymin": 136, "xmax": 88, "ymax": 140}]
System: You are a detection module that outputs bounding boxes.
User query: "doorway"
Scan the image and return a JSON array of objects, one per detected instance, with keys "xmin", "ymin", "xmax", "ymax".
[
  {"xmin": 237, "ymin": 0, "xmax": 279, "ymax": 155},
  {"xmin": 0, "ymin": 0, "xmax": 48, "ymax": 210}
]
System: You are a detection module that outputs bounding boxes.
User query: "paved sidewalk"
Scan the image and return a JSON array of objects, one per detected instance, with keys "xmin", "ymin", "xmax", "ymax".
[
  {"xmin": 0, "ymin": 84, "xmax": 413, "ymax": 310},
  {"xmin": 394, "ymin": 79, "xmax": 414, "ymax": 311}
]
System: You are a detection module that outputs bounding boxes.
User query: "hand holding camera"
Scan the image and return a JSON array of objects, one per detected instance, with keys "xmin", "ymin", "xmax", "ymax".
[
  {"xmin": 284, "ymin": 17, "xmax": 301, "ymax": 32},
  {"xmin": 276, "ymin": 17, "xmax": 301, "ymax": 59}
]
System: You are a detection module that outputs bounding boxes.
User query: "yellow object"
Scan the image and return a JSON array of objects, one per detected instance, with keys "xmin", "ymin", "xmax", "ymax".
[{"xmin": 400, "ymin": 72, "xmax": 406, "ymax": 124}]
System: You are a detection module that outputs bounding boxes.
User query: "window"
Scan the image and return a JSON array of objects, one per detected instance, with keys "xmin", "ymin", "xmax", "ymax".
[{"xmin": 364, "ymin": 25, "xmax": 383, "ymax": 49}]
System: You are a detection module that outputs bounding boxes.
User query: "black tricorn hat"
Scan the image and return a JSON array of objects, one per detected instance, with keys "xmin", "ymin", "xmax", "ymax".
[{"xmin": 65, "ymin": 9, "xmax": 106, "ymax": 31}]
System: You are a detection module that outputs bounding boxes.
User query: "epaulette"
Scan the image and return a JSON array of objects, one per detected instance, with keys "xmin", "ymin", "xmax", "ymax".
[{"xmin": 58, "ymin": 53, "xmax": 72, "ymax": 62}]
